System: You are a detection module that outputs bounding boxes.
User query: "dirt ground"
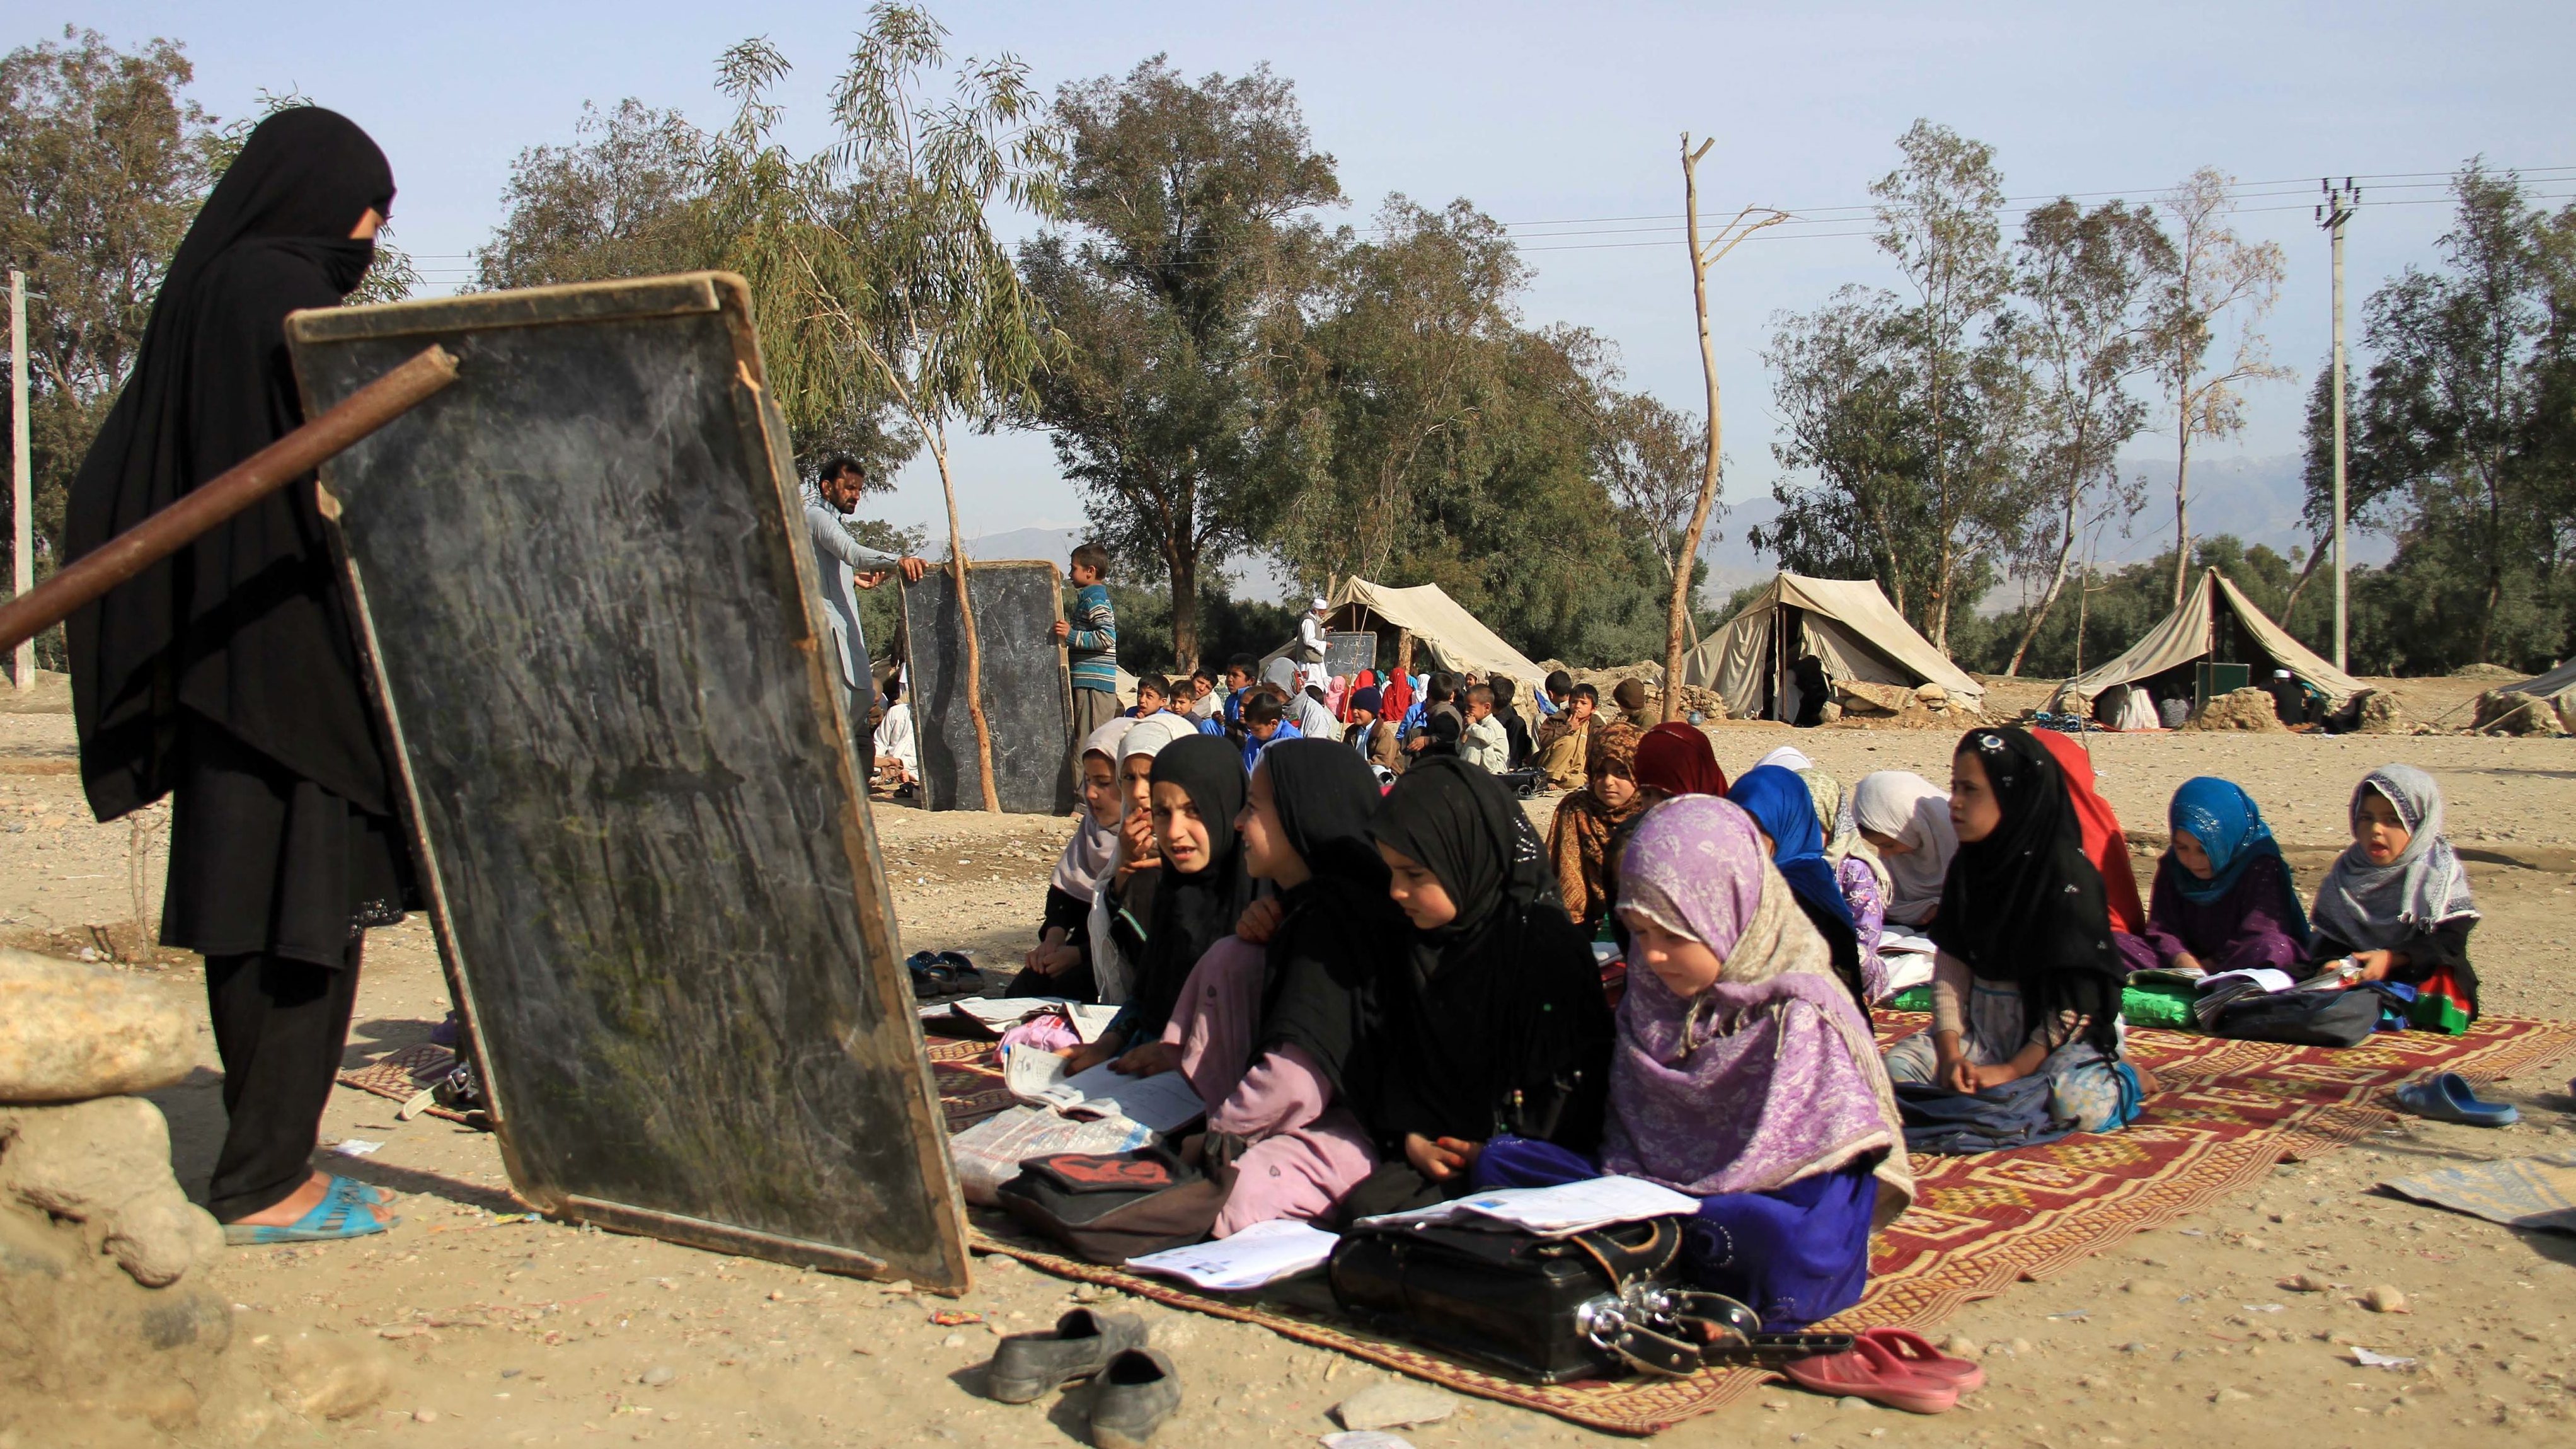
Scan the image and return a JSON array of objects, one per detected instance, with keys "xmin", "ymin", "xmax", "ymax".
[{"xmin": 4, "ymin": 684, "xmax": 2574, "ymax": 1448}]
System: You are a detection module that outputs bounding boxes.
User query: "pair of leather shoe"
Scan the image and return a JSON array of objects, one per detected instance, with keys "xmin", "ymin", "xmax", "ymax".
[{"xmin": 987, "ymin": 1308, "xmax": 1181, "ymax": 1446}]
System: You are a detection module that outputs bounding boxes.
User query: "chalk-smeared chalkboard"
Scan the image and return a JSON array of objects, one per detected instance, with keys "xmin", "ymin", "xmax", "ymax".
[
  {"xmin": 900, "ymin": 562, "xmax": 1071, "ymax": 815},
  {"xmin": 285, "ymin": 274, "xmax": 967, "ymax": 1290},
  {"xmin": 1326, "ymin": 630, "xmax": 1379, "ymax": 681}
]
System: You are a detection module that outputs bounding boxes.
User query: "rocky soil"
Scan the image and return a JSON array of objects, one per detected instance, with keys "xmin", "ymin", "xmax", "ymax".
[{"xmin": 1, "ymin": 688, "xmax": 2571, "ymax": 1447}]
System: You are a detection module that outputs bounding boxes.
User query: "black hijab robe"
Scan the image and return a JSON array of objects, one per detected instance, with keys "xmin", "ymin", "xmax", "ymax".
[
  {"xmin": 1929, "ymin": 727, "xmax": 2125, "ymax": 1053},
  {"xmin": 1129, "ymin": 736, "xmax": 1255, "ymax": 1042},
  {"xmin": 1358, "ymin": 756, "xmax": 1613, "ymax": 1153},
  {"xmin": 64, "ymin": 108, "xmax": 412, "ymax": 965},
  {"xmin": 1250, "ymin": 739, "xmax": 1403, "ymax": 1096}
]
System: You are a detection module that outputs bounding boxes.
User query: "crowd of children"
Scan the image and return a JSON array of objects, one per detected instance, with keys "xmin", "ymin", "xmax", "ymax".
[{"xmin": 994, "ymin": 672, "xmax": 2483, "ymax": 1344}]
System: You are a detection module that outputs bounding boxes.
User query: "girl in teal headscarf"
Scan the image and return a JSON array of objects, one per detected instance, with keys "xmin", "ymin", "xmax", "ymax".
[{"xmin": 2132, "ymin": 776, "xmax": 2308, "ymax": 977}]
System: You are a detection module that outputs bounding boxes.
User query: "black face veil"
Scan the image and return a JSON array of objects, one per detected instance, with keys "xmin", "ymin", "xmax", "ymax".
[{"xmin": 64, "ymin": 107, "xmax": 396, "ymax": 821}]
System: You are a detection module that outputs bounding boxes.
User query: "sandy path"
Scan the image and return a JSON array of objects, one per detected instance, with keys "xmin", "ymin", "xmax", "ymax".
[{"xmin": 4, "ymin": 708, "xmax": 2572, "ymax": 1447}]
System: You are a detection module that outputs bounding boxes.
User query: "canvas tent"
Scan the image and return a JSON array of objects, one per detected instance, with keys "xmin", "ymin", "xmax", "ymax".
[
  {"xmin": 2048, "ymin": 567, "xmax": 2364, "ymax": 716},
  {"xmin": 1269, "ymin": 577, "xmax": 1551, "ymax": 699},
  {"xmin": 1678, "ymin": 573, "xmax": 1984, "ymax": 721}
]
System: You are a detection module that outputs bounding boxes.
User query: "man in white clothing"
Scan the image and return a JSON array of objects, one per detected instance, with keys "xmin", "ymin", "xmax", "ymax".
[
  {"xmin": 871, "ymin": 674, "xmax": 920, "ymax": 795},
  {"xmin": 1292, "ymin": 596, "xmax": 1331, "ymax": 693}
]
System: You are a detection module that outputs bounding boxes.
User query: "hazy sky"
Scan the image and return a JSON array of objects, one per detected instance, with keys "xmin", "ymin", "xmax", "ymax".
[{"xmin": 52, "ymin": 1, "xmax": 2576, "ymax": 557}]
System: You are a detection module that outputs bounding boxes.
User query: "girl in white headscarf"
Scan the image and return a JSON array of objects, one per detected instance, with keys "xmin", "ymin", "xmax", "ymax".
[
  {"xmin": 2310, "ymin": 764, "xmax": 2480, "ymax": 1029},
  {"xmin": 1852, "ymin": 771, "xmax": 1958, "ymax": 928},
  {"xmin": 1084, "ymin": 713, "xmax": 1197, "ymax": 1007},
  {"xmin": 1008, "ymin": 717, "xmax": 1135, "ymax": 998}
]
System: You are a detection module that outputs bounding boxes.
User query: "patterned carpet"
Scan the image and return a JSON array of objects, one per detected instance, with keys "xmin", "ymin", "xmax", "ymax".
[{"xmin": 948, "ymin": 1014, "xmax": 2576, "ymax": 1436}]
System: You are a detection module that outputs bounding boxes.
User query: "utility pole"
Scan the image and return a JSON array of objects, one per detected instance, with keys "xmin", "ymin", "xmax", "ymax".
[
  {"xmin": 9, "ymin": 270, "xmax": 30, "ymax": 693},
  {"xmin": 2317, "ymin": 179, "xmax": 2359, "ymax": 672},
  {"xmin": 1668, "ymin": 134, "xmax": 1785, "ymax": 720}
]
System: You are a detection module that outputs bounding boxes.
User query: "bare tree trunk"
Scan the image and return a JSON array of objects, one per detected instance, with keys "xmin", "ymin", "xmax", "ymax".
[
  {"xmin": 2173, "ymin": 396, "xmax": 2194, "ymax": 604},
  {"xmin": 1668, "ymin": 137, "xmax": 1727, "ymax": 723},
  {"xmin": 930, "ymin": 432, "xmax": 999, "ymax": 812},
  {"xmin": 2280, "ymin": 532, "xmax": 2328, "ymax": 628},
  {"xmin": 2006, "ymin": 488, "xmax": 2083, "ymax": 676},
  {"xmin": 1170, "ymin": 545, "xmax": 1201, "ymax": 675}
]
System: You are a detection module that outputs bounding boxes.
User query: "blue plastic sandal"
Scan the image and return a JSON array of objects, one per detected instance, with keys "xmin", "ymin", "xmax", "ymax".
[
  {"xmin": 2391, "ymin": 1071, "xmax": 2518, "ymax": 1128},
  {"xmin": 223, "ymin": 1175, "xmax": 400, "ymax": 1245}
]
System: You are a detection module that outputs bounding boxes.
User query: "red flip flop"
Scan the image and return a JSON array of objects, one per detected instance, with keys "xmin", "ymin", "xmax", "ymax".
[
  {"xmin": 1780, "ymin": 1336, "xmax": 1960, "ymax": 1414},
  {"xmin": 1859, "ymin": 1327, "xmax": 1985, "ymax": 1392}
]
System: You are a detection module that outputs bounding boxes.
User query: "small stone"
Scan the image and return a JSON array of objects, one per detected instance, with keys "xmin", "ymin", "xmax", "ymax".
[
  {"xmin": 1073, "ymin": 1283, "xmax": 1103, "ymax": 1303},
  {"xmin": 1836, "ymin": 1396, "xmax": 1870, "ymax": 1411},
  {"xmin": 2271, "ymin": 1211, "xmax": 2297, "ymax": 1225},
  {"xmin": 2119, "ymin": 1342, "xmax": 2149, "ymax": 1355},
  {"xmin": 984, "ymin": 1256, "xmax": 1020, "ymax": 1273},
  {"xmin": 882, "ymin": 1279, "xmax": 914, "ymax": 1296},
  {"xmin": 768, "ymin": 1289, "xmax": 785, "ymax": 1302},
  {"xmin": 1940, "ymin": 1336, "xmax": 1981, "ymax": 1359},
  {"xmin": 274, "ymin": 1334, "xmax": 394, "ymax": 1421},
  {"xmin": 1762, "ymin": 1399, "xmax": 1792, "ymax": 1412},
  {"xmin": 940, "ymin": 1332, "xmax": 966, "ymax": 1349},
  {"xmin": 2213, "ymin": 1387, "xmax": 2253, "ymax": 1404},
  {"xmin": 2010, "ymin": 1337, "xmax": 2035, "ymax": 1356},
  {"xmin": 2282, "ymin": 1274, "xmax": 2332, "ymax": 1293},
  {"xmin": 2124, "ymin": 1278, "xmax": 2171, "ymax": 1296},
  {"xmin": 1334, "ymin": 1382, "xmax": 1459, "ymax": 1431},
  {"xmin": 2364, "ymin": 1286, "xmax": 2410, "ymax": 1314},
  {"xmin": 641, "ymin": 1366, "xmax": 674, "ymax": 1387},
  {"xmin": 413, "ymin": 1409, "xmax": 439, "ymax": 1424}
]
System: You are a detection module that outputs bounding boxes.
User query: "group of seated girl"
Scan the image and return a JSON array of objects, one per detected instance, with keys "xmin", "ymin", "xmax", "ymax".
[{"xmin": 1001, "ymin": 710, "xmax": 2480, "ymax": 1325}]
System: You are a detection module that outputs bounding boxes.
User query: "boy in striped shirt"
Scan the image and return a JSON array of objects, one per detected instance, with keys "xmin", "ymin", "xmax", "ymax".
[{"xmin": 1052, "ymin": 541, "xmax": 1120, "ymax": 756}]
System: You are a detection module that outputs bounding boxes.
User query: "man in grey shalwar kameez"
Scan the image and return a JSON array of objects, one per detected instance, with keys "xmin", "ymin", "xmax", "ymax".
[{"xmin": 805, "ymin": 456, "xmax": 927, "ymax": 728}]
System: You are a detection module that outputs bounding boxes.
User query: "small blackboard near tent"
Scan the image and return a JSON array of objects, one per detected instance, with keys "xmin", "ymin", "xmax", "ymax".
[
  {"xmin": 285, "ymin": 273, "xmax": 967, "ymax": 1290},
  {"xmin": 899, "ymin": 561, "xmax": 1073, "ymax": 814}
]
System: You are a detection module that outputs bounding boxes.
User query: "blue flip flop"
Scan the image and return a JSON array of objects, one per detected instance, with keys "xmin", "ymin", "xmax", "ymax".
[
  {"xmin": 2391, "ymin": 1071, "xmax": 2519, "ymax": 1127},
  {"xmin": 224, "ymin": 1175, "xmax": 400, "ymax": 1245}
]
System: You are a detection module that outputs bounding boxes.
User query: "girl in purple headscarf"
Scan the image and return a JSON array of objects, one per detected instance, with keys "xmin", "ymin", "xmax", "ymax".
[{"xmin": 1472, "ymin": 795, "xmax": 1914, "ymax": 1327}]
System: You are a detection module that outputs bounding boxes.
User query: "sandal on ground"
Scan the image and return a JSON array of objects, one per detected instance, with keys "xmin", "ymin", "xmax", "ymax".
[
  {"xmin": 223, "ymin": 1175, "xmax": 400, "ymax": 1245},
  {"xmin": 1780, "ymin": 1336, "xmax": 1960, "ymax": 1414},
  {"xmin": 1857, "ymin": 1327, "xmax": 1984, "ymax": 1391},
  {"xmin": 2391, "ymin": 1071, "xmax": 2518, "ymax": 1127},
  {"xmin": 931, "ymin": 951, "xmax": 987, "ymax": 993}
]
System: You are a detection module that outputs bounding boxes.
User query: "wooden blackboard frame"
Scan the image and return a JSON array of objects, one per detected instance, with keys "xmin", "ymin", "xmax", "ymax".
[{"xmin": 284, "ymin": 273, "xmax": 969, "ymax": 1290}]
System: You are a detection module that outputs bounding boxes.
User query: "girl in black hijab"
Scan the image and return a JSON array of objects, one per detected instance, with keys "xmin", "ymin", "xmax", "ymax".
[
  {"xmin": 63, "ymin": 109, "xmax": 412, "ymax": 1238},
  {"xmin": 1882, "ymin": 728, "xmax": 2145, "ymax": 1133},
  {"xmin": 1343, "ymin": 756, "xmax": 1614, "ymax": 1217},
  {"xmin": 1161, "ymin": 739, "xmax": 1402, "ymax": 1234},
  {"xmin": 1091, "ymin": 735, "xmax": 1255, "ymax": 1073}
]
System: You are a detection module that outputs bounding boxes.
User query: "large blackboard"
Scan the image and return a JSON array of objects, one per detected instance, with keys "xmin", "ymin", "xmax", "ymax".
[
  {"xmin": 285, "ymin": 274, "xmax": 967, "ymax": 1290},
  {"xmin": 900, "ymin": 562, "xmax": 1071, "ymax": 815}
]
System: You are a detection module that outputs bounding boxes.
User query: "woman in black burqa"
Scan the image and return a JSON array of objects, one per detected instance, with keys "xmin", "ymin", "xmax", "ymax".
[
  {"xmin": 1340, "ymin": 756, "xmax": 1614, "ymax": 1218},
  {"xmin": 64, "ymin": 108, "xmax": 415, "ymax": 1236}
]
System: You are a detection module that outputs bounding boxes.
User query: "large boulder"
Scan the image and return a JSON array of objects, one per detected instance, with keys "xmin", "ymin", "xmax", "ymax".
[
  {"xmin": 2185, "ymin": 687, "xmax": 2284, "ymax": 733},
  {"xmin": 0, "ymin": 1095, "xmax": 224, "ymax": 1288},
  {"xmin": 0, "ymin": 947, "xmax": 195, "ymax": 1102}
]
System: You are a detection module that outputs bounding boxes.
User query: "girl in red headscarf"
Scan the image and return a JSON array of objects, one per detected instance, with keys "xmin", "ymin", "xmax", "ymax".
[
  {"xmin": 1635, "ymin": 722, "xmax": 1728, "ymax": 798},
  {"xmin": 2032, "ymin": 732, "xmax": 2148, "ymax": 939}
]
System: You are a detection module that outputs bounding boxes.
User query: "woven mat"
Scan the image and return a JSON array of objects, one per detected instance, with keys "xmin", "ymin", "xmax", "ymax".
[
  {"xmin": 337, "ymin": 1042, "xmax": 473, "ymax": 1124},
  {"xmin": 948, "ymin": 1013, "xmax": 2576, "ymax": 1436}
]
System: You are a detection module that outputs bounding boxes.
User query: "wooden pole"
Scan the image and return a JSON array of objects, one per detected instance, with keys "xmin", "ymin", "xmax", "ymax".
[
  {"xmin": 0, "ymin": 343, "xmax": 459, "ymax": 656},
  {"xmin": 9, "ymin": 270, "xmax": 30, "ymax": 691}
]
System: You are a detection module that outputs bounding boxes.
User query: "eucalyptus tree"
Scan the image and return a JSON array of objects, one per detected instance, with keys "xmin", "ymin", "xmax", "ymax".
[
  {"xmin": 2150, "ymin": 168, "xmax": 2289, "ymax": 603},
  {"xmin": 706, "ymin": 6, "xmax": 1065, "ymax": 808},
  {"xmin": 1999, "ymin": 198, "xmax": 2166, "ymax": 674},
  {"xmin": 1018, "ymin": 57, "xmax": 1337, "ymax": 670}
]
